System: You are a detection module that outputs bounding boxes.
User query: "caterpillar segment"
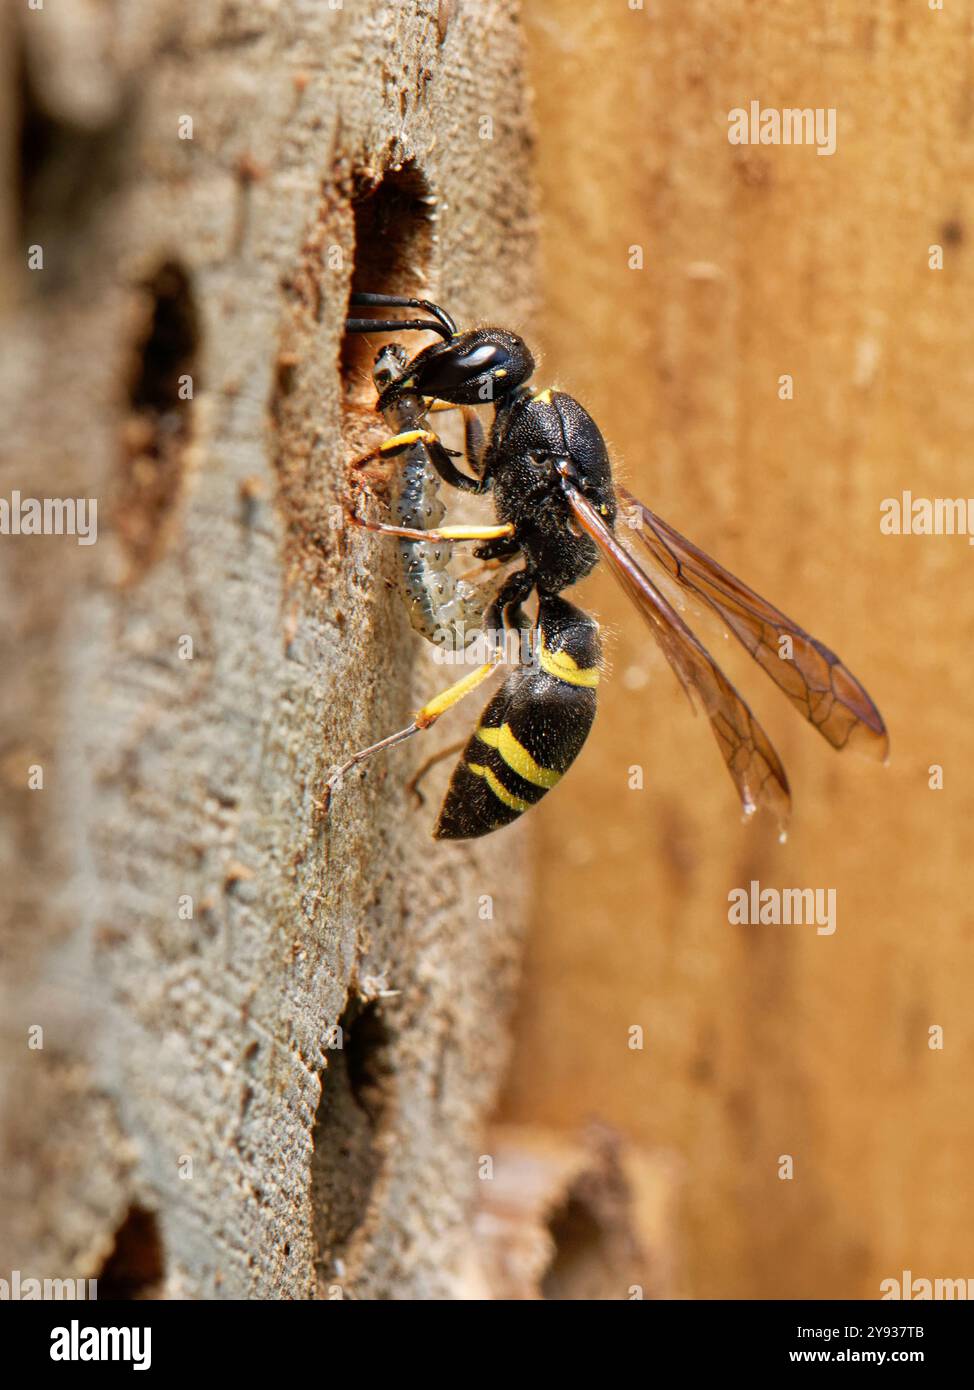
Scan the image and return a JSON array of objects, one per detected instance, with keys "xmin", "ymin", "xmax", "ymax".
[{"xmin": 371, "ymin": 344, "xmax": 507, "ymax": 651}]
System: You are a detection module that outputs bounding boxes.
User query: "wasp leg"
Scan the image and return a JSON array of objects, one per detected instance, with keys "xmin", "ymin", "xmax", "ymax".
[
  {"xmin": 474, "ymin": 533, "xmax": 521, "ymax": 563},
  {"xmin": 483, "ymin": 569, "xmax": 537, "ymax": 655},
  {"xmin": 426, "ymin": 435, "xmax": 489, "ymax": 494},
  {"xmin": 411, "ymin": 405, "xmax": 486, "ymax": 478},
  {"xmin": 405, "ymin": 738, "xmax": 467, "ymax": 807},
  {"xmin": 461, "ymin": 408, "xmax": 486, "ymax": 474},
  {"xmin": 323, "ymin": 660, "xmax": 501, "ymax": 812},
  {"xmin": 351, "ymin": 429, "xmax": 483, "ymax": 494},
  {"xmin": 351, "ymin": 513, "xmax": 515, "ymax": 544},
  {"xmin": 416, "ymin": 402, "xmax": 486, "ymax": 468},
  {"xmin": 427, "ymin": 411, "xmax": 487, "ymax": 486},
  {"xmin": 483, "ymin": 567, "xmax": 535, "ymax": 630},
  {"xmin": 349, "ymin": 428, "xmax": 453, "ymax": 470}
]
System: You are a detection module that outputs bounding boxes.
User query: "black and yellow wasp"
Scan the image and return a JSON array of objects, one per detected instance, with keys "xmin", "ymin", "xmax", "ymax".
[{"xmin": 326, "ymin": 291, "xmax": 888, "ymax": 839}]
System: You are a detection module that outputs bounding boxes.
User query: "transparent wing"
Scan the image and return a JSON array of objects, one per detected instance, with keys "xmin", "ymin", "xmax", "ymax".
[
  {"xmin": 616, "ymin": 486, "xmax": 889, "ymax": 760},
  {"xmin": 562, "ymin": 481, "xmax": 791, "ymax": 830}
]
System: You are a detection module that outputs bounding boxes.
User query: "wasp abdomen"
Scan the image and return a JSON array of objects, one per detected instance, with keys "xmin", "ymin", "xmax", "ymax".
[{"xmin": 434, "ymin": 596, "xmax": 601, "ymax": 839}]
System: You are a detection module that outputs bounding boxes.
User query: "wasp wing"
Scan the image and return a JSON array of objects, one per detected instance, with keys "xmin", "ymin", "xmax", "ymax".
[
  {"xmin": 561, "ymin": 481, "xmax": 791, "ymax": 829},
  {"xmin": 615, "ymin": 486, "xmax": 889, "ymax": 760}
]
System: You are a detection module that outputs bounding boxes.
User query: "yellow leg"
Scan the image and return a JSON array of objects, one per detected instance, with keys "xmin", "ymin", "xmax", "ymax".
[
  {"xmin": 350, "ymin": 428, "xmax": 442, "ymax": 470},
  {"xmin": 416, "ymin": 661, "xmax": 498, "ymax": 726},
  {"xmin": 436, "ymin": 523, "xmax": 513, "ymax": 541},
  {"xmin": 351, "ymin": 514, "xmax": 514, "ymax": 544},
  {"xmin": 377, "ymin": 428, "xmax": 439, "ymax": 452},
  {"xmin": 323, "ymin": 660, "xmax": 500, "ymax": 809}
]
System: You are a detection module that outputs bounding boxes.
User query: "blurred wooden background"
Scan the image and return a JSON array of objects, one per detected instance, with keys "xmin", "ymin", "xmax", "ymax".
[{"xmin": 499, "ymin": 0, "xmax": 974, "ymax": 1298}]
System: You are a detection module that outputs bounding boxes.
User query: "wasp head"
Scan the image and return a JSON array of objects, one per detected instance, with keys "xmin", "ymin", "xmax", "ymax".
[{"xmin": 376, "ymin": 328, "xmax": 534, "ymax": 409}]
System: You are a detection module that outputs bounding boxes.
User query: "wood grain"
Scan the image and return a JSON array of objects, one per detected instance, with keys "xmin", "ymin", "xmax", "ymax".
[{"xmin": 0, "ymin": 0, "xmax": 535, "ymax": 1299}]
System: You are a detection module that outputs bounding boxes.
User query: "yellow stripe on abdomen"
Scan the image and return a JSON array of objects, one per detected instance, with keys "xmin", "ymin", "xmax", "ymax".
[
  {"xmin": 476, "ymin": 724, "xmax": 561, "ymax": 789},
  {"xmin": 538, "ymin": 639, "xmax": 600, "ymax": 688},
  {"xmin": 465, "ymin": 762, "xmax": 531, "ymax": 813}
]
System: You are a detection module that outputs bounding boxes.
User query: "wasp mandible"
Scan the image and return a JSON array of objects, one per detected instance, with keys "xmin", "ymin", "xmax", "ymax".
[{"xmin": 326, "ymin": 291, "xmax": 888, "ymax": 839}]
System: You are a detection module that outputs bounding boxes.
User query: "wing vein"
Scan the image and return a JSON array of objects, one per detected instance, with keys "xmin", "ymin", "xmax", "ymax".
[
  {"xmin": 616, "ymin": 485, "xmax": 889, "ymax": 760},
  {"xmin": 560, "ymin": 480, "xmax": 791, "ymax": 829}
]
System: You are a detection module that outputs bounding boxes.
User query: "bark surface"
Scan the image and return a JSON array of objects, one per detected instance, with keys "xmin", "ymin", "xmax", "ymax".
[{"xmin": 0, "ymin": 0, "xmax": 534, "ymax": 1300}]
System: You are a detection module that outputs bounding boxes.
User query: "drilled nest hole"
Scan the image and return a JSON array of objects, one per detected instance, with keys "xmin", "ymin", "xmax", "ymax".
[
  {"xmin": 96, "ymin": 1205, "xmax": 164, "ymax": 1300},
  {"xmin": 310, "ymin": 999, "xmax": 396, "ymax": 1290},
  {"xmin": 114, "ymin": 260, "xmax": 200, "ymax": 580},
  {"xmin": 340, "ymin": 164, "xmax": 439, "ymax": 407}
]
